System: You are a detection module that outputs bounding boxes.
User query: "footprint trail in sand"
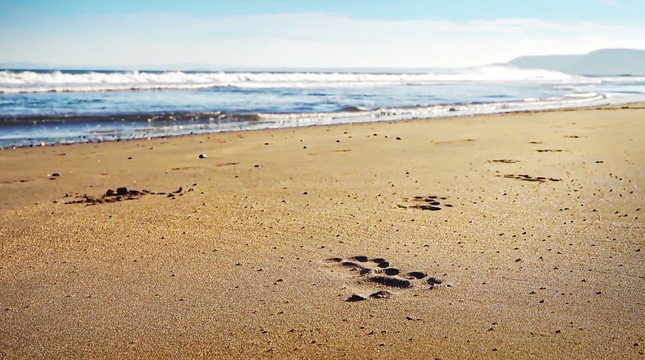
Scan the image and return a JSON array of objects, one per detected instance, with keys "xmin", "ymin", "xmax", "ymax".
[{"xmin": 326, "ymin": 256, "xmax": 445, "ymax": 302}]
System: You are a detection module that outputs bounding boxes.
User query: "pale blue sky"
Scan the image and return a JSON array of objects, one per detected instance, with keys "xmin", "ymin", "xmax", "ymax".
[{"xmin": 1, "ymin": 0, "xmax": 644, "ymax": 69}]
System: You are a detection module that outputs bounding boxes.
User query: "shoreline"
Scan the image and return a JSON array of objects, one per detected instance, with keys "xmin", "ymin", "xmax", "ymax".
[
  {"xmin": 1, "ymin": 104, "xmax": 643, "ymax": 358},
  {"xmin": 1, "ymin": 100, "xmax": 641, "ymax": 150}
]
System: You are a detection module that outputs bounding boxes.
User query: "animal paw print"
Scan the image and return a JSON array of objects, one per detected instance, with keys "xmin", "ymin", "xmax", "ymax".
[
  {"xmin": 498, "ymin": 174, "xmax": 561, "ymax": 182},
  {"xmin": 398, "ymin": 195, "xmax": 453, "ymax": 211},
  {"xmin": 64, "ymin": 184, "xmax": 198, "ymax": 205},
  {"xmin": 327, "ymin": 256, "xmax": 444, "ymax": 302},
  {"xmin": 488, "ymin": 159, "xmax": 520, "ymax": 163}
]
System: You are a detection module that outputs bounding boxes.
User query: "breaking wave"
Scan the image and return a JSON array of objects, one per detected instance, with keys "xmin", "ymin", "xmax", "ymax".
[{"xmin": 0, "ymin": 66, "xmax": 582, "ymax": 93}]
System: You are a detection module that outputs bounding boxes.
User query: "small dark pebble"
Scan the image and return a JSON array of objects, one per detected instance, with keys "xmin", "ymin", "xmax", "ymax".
[
  {"xmin": 116, "ymin": 187, "xmax": 129, "ymax": 196},
  {"xmin": 427, "ymin": 277, "xmax": 442, "ymax": 285},
  {"xmin": 352, "ymin": 256, "xmax": 368, "ymax": 262},
  {"xmin": 199, "ymin": 153, "xmax": 207, "ymax": 159},
  {"xmin": 377, "ymin": 262, "xmax": 390, "ymax": 268},
  {"xmin": 372, "ymin": 258, "xmax": 387, "ymax": 264}
]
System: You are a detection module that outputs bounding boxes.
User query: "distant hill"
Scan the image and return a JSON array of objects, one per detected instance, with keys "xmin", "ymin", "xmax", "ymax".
[{"xmin": 508, "ymin": 49, "xmax": 645, "ymax": 76}]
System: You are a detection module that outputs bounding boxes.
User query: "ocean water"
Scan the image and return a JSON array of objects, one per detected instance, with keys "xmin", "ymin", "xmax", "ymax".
[{"xmin": 1, "ymin": 66, "xmax": 644, "ymax": 147}]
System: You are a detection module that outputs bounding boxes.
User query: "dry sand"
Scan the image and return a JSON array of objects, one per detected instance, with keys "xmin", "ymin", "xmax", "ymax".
[{"xmin": 1, "ymin": 104, "xmax": 644, "ymax": 359}]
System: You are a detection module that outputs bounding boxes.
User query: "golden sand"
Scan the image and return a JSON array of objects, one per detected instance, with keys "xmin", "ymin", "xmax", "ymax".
[{"xmin": 1, "ymin": 105, "xmax": 643, "ymax": 359}]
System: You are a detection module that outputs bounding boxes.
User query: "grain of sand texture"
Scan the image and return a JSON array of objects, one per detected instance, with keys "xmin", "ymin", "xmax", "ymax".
[{"xmin": 1, "ymin": 105, "xmax": 644, "ymax": 359}]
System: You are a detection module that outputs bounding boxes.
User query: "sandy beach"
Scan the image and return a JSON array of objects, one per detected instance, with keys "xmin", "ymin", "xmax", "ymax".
[{"xmin": 1, "ymin": 105, "xmax": 643, "ymax": 359}]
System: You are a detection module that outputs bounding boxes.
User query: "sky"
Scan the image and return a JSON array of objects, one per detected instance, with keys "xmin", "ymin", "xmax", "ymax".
[{"xmin": 1, "ymin": 0, "xmax": 644, "ymax": 70}]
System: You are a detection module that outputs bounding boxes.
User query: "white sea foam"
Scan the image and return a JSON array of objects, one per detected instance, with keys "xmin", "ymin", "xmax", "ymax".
[
  {"xmin": 252, "ymin": 92, "xmax": 608, "ymax": 125},
  {"xmin": 564, "ymin": 92, "xmax": 599, "ymax": 98},
  {"xmin": 0, "ymin": 66, "xmax": 582, "ymax": 93}
]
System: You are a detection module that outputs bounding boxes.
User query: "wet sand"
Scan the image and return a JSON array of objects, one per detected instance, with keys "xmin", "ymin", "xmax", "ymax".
[{"xmin": 1, "ymin": 104, "xmax": 644, "ymax": 359}]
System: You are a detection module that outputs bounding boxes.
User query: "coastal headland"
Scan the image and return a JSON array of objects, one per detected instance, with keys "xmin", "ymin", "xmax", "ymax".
[{"xmin": 1, "ymin": 105, "xmax": 643, "ymax": 359}]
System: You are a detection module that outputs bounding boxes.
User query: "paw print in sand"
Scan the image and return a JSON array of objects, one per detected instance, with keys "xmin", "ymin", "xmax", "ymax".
[
  {"xmin": 498, "ymin": 174, "xmax": 561, "ymax": 183},
  {"xmin": 398, "ymin": 195, "xmax": 453, "ymax": 211},
  {"xmin": 327, "ymin": 256, "xmax": 444, "ymax": 302},
  {"xmin": 64, "ymin": 184, "xmax": 197, "ymax": 205}
]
